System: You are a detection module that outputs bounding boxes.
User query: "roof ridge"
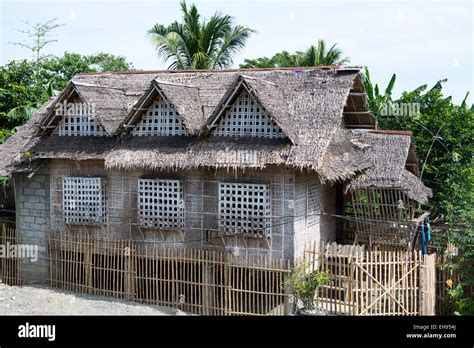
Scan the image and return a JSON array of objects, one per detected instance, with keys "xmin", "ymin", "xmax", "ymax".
[{"xmin": 76, "ymin": 65, "xmax": 341, "ymax": 76}]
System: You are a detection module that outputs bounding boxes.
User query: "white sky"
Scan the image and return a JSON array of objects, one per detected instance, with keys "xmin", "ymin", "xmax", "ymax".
[{"xmin": 0, "ymin": 0, "xmax": 472, "ymax": 103}]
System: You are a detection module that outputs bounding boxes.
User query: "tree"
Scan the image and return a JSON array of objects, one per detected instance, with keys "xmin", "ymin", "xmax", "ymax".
[
  {"xmin": 38, "ymin": 52, "xmax": 134, "ymax": 90},
  {"xmin": 362, "ymin": 67, "xmax": 396, "ymax": 116},
  {"xmin": 0, "ymin": 53, "xmax": 133, "ymax": 129},
  {"xmin": 240, "ymin": 39, "xmax": 349, "ymax": 68},
  {"xmin": 10, "ymin": 18, "xmax": 64, "ymax": 76},
  {"xmin": 148, "ymin": 1, "xmax": 254, "ymax": 69},
  {"xmin": 299, "ymin": 39, "xmax": 349, "ymax": 66},
  {"xmin": 366, "ymin": 73, "xmax": 473, "ymax": 314}
]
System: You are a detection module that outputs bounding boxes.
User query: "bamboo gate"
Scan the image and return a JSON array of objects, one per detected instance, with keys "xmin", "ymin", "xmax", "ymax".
[
  {"xmin": 0, "ymin": 221, "xmax": 22, "ymax": 286},
  {"xmin": 301, "ymin": 241, "xmax": 436, "ymax": 315}
]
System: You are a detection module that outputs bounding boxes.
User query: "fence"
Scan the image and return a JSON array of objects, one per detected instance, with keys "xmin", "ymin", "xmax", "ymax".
[
  {"xmin": 301, "ymin": 241, "xmax": 436, "ymax": 315},
  {"xmin": 48, "ymin": 233, "xmax": 292, "ymax": 315},
  {"xmin": 0, "ymin": 221, "xmax": 22, "ymax": 286}
]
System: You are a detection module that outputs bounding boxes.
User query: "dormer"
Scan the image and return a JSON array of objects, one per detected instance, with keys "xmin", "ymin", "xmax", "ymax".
[
  {"xmin": 124, "ymin": 80, "xmax": 205, "ymax": 136},
  {"xmin": 56, "ymin": 98, "xmax": 109, "ymax": 136},
  {"xmin": 203, "ymin": 75, "xmax": 292, "ymax": 141}
]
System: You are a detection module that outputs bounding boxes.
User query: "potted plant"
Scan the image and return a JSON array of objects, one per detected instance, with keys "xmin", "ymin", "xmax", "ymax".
[{"xmin": 285, "ymin": 262, "xmax": 331, "ymax": 315}]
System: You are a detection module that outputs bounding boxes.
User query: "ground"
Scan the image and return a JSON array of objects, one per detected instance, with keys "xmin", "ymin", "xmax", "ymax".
[{"xmin": 0, "ymin": 284, "xmax": 187, "ymax": 315}]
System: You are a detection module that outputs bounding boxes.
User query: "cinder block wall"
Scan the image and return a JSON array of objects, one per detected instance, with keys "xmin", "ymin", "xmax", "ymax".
[{"xmin": 14, "ymin": 164, "xmax": 50, "ymax": 284}]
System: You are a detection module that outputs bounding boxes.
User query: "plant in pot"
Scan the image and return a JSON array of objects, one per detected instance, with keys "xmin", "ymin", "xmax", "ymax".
[{"xmin": 285, "ymin": 262, "xmax": 331, "ymax": 315}]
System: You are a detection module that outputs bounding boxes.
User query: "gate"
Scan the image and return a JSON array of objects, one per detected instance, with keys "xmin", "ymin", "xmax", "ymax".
[{"xmin": 303, "ymin": 241, "xmax": 436, "ymax": 315}]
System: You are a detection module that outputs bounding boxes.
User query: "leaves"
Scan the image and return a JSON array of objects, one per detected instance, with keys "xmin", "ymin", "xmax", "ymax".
[
  {"xmin": 148, "ymin": 1, "xmax": 254, "ymax": 70},
  {"xmin": 366, "ymin": 73, "xmax": 473, "ymax": 315},
  {"xmin": 240, "ymin": 39, "xmax": 350, "ymax": 68}
]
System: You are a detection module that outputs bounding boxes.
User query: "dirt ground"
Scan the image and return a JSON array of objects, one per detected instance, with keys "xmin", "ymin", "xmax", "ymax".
[{"xmin": 0, "ymin": 283, "xmax": 187, "ymax": 315}]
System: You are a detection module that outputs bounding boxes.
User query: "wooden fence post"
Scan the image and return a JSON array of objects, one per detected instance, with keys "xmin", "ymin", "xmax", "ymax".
[{"xmin": 420, "ymin": 254, "xmax": 436, "ymax": 315}]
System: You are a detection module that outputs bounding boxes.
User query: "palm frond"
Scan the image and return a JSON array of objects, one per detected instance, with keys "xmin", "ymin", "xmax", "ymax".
[{"xmin": 212, "ymin": 25, "xmax": 254, "ymax": 69}]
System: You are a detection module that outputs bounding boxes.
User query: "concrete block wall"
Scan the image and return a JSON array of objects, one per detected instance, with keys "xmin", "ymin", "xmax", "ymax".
[{"xmin": 14, "ymin": 164, "xmax": 50, "ymax": 284}]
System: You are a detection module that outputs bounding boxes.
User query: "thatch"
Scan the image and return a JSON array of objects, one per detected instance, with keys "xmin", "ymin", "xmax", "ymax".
[
  {"xmin": 125, "ymin": 80, "xmax": 206, "ymax": 135},
  {"xmin": 346, "ymin": 130, "xmax": 432, "ymax": 204},
  {"xmin": 0, "ymin": 98, "xmax": 56, "ymax": 176},
  {"xmin": 0, "ymin": 67, "xmax": 430, "ymax": 203},
  {"xmin": 317, "ymin": 128, "xmax": 372, "ymax": 182},
  {"xmin": 104, "ymin": 137, "xmax": 292, "ymax": 171}
]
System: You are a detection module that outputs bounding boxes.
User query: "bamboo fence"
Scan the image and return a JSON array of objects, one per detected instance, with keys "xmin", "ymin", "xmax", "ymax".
[
  {"xmin": 0, "ymin": 221, "xmax": 22, "ymax": 286},
  {"xmin": 48, "ymin": 233, "xmax": 292, "ymax": 316}
]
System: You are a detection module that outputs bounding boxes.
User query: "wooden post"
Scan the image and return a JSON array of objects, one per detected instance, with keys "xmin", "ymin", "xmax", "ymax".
[{"xmin": 420, "ymin": 253, "xmax": 436, "ymax": 315}]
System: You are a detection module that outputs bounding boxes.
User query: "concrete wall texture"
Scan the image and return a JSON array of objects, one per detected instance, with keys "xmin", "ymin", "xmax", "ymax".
[{"xmin": 16, "ymin": 159, "xmax": 337, "ymax": 283}]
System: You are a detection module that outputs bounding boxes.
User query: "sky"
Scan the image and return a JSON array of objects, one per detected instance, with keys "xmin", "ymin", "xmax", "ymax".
[{"xmin": 0, "ymin": 0, "xmax": 472, "ymax": 103}]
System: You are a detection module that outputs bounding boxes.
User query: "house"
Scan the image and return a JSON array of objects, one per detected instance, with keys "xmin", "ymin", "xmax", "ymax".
[{"xmin": 0, "ymin": 66, "xmax": 431, "ymax": 284}]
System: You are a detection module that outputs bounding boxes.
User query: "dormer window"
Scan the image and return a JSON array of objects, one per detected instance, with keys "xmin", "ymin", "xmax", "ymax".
[
  {"xmin": 132, "ymin": 95, "xmax": 187, "ymax": 136},
  {"xmin": 212, "ymin": 90, "xmax": 284, "ymax": 139},
  {"xmin": 58, "ymin": 102, "xmax": 109, "ymax": 136}
]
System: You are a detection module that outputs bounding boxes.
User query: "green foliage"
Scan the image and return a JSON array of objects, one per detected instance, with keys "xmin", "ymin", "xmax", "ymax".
[
  {"xmin": 0, "ymin": 52, "xmax": 133, "ymax": 130},
  {"xmin": 285, "ymin": 262, "xmax": 331, "ymax": 310},
  {"xmin": 362, "ymin": 67, "xmax": 396, "ymax": 116},
  {"xmin": 366, "ymin": 71, "xmax": 473, "ymax": 315},
  {"xmin": 148, "ymin": 1, "xmax": 254, "ymax": 69},
  {"xmin": 38, "ymin": 52, "xmax": 134, "ymax": 90},
  {"xmin": 240, "ymin": 39, "xmax": 349, "ymax": 68},
  {"xmin": 0, "ymin": 128, "xmax": 16, "ymax": 144},
  {"xmin": 0, "ymin": 176, "xmax": 8, "ymax": 190}
]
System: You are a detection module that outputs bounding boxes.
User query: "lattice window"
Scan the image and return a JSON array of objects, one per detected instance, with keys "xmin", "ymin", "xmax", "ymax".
[
  {"xmin": 212, "ymin": 90, "xmax": 285, "ymax": 139},
  {"xmin": 218, "ymin": 182, "xmax": 271, "ymax": 237},
  {"xmin": 58, "ymin": 103, "xmax": 108, "ymax": 136},
  {"xmin": 138, "ymin": 179, "xmax": 184, "ymax": 228},
  {"xmin": 132, "ymin": 95, "xmax": 187, "ymax": 136},
  {"xmin": 307, "ymin": 182, "xmax": 320, "ymax": 228},
  {"xmin": 62, "ymin": 177, "xmax": 106, "ymax": 224}
]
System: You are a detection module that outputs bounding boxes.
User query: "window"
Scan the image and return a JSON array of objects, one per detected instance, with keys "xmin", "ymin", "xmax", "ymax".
[
  {"xmin": 62, "ymin": 177, "xmax": 106, "ymax": 224},
  {"xmin": 218, "ymin": 182, "xmax": 271, "ymax": 237},
  {"xmin": 58, "ymin": 103, "xmax": 108, "ymax": 136},
  {"xmin": 138, "ymin": 179, "xmax": 184, "ymax": 228},
  {"xmin": 132, "ymin": 95, "xmax": 187, "ymax": 136},
  {"xmin": 307, "ymin": 182, "xmax": 320, "ymax": 227},
  {"xmin": 212, "ymin": 90, "xmax": 284, "ymax": 139}
]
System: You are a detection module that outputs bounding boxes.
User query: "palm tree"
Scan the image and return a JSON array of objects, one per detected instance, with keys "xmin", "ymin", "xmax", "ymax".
[
  {"xmin": 298, "ymin": 39, "xmax": 350, "ymax": 66},
  {"xmin": 148, "ymin": 1, "xmax": 254, "ymax": 70}
]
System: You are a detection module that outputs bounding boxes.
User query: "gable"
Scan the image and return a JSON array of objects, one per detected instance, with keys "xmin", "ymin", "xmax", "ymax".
[
  {"xmin": 131, "ymin": 93, "xmax": 188, "ymax": 136},
  {"xmin": 211, "ymin": 89, "xmax": 285, "ymax": 139},
  {"xmin": 55, "ymin": 98, "xmax": 109, "ymax": 137}
]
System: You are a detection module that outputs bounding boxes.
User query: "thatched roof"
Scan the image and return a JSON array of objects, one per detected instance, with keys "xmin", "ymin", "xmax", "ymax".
[
  {"xmin": 0, "ymin": 67, "xmax": 430, "ymax": 203},
  {"xmin": 346, "ymin": 130, "xmax": 432, "ymax": 204},
  {"xmin": 0, "ymin": 98, "xmax": 56, "ymax": 176}
]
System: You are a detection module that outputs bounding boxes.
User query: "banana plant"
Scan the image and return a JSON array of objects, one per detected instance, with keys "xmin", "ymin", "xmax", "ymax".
[
  {"xmin": 2, "ymin": 78, "xmax": 58, "ymax": 126},
  {"xmin": 363, "ymin": 67, "xmax": 396, "ymax": 117}
]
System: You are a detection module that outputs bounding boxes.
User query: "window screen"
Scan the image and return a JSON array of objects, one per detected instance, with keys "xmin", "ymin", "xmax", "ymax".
[
  {"xmin": 212, "ymin": 90, "xmax": 284, "ymax": 139},
  {"xmin": 218, "ymin": 182, "xmax": 271, "ymax": 237},
  {"xmin": 58, "ymin": 103, "xmax": 108, "ymax": 136},
  {"xmin": 138, "ymin": 179, "xmax": 184, "ymax": 228},
  {"xmin": 62, "ymin": 177, "xmax": 106, "ymax": 224},
  {"xmin": 307, "ymin": 182, "xmax": 320, "ymax": 227},
  {"xmin": 132, "ymin": 95, "xmax": 187, "ymax": 136}
]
